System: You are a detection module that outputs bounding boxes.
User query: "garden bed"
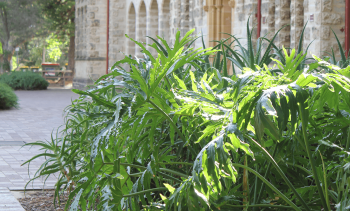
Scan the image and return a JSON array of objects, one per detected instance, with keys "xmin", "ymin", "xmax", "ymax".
[{"xmin": 15, "ymin": 190, "xmax": 69, "ymax": 211}]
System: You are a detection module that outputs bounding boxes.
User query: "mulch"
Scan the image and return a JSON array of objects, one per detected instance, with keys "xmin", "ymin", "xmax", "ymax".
[{"xmin": 18, "ymin": 190, "xmax": 69, "ymax": 211}]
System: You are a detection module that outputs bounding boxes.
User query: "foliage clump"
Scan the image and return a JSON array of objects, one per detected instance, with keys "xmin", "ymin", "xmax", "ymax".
[
  {"xmin": 23, "ymin": 27, "xmax": 350, "ymax": 211},
  {"xmin": 0, "ymin": 71, "xmax": 49, "ymax": 90},
  {"xmin": 0, "ymin": 82, "xmax": 18, "ymax": 109}
]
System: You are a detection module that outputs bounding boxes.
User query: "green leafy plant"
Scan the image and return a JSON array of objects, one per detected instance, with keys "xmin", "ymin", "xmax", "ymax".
[
  {"xmin": 0, "ymin": 71, "xmax": 49, "ymax": 90},
  {"xmin": 324, "ymin": 29, "xmax": 350, "ymax": 69},
  {"xmin": 23, "ymin": 27, "xmax": 350, "ymax": 211},
  {"xmin": 0, "ymin": 82, "xmax": 18, "ymax": 109}
]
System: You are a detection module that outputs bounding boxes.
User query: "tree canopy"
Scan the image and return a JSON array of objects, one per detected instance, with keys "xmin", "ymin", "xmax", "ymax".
[{"xmin": 37, "ymin": 0, "xmax": 75, "ymax": 71}]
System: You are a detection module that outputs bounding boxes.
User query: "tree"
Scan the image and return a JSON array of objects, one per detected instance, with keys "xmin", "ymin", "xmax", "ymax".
[
  {"xmin": 18, "ymin": 34, "xmax": 69, "ymax": 67},
  {"xmin": 0, "ymin": 0, "xmax": 43, "ymax": 73},
  {"xmin": 37, "ymin": 0, "xmax": 75, "ymax": 72}
]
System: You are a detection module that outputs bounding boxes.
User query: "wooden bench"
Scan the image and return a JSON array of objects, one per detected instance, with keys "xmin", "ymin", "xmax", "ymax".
[{"xmin": 42, "ymin": 70, "xmax": 73, "ymax": 87}]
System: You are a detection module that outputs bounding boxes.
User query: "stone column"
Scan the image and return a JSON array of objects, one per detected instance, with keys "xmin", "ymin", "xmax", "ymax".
[
  {"xmin": 136, "ymin": 2, "xmax": 147, "ymax": 57},
  {"xmin": 147, "ymin": 0, "xmax": 159, "ymax": 54},
  {"xmin": 208, "ymin": 0, "xmax": 217, "ymax": 46},
  {"xmin": 180, "ymin": 0, "xmax": 190, "ymax": 36},
  {"xmin": 160, "ymin": 0, "xmax": 171, "ymax": 42},
  {"xmin": 232, "ymin": 0, "xmax": 246, "ymax": 39},
  {"xmin": 170, "ymin": 0, "xmax": 181, "ymax": 46},
  {"xmin": 216, "ymin": 0, "xmax": 223, "ymax": 41},
  {"xmin": 275, "ymin": 0, "xmax": 291, "ymax": 48},
  {"xmin": 73, "ymin": 0, "xmax": 107, "ymax": 89},
  {"xmin": 109, "ymin": 0, "xmax": 126, "ymax": 65},
  {"xmin": 127, "ymin": 3, "xmax": 136, "ymax": 56},
  {"xmin": 261, "ymin": 0, "xmax": 275, "ymax": 40},
  {"xmin": 290, "ymin": 0, "xmax": 304, "ymax": 50}
]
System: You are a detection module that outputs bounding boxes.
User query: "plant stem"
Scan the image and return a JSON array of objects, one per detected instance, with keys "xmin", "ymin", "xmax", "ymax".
[
  {"xmin": 231, "ymin": 163, "xmax": 301, "ymax": 211},
  {"xmin": 221, "ymin": 42, "xmax": 228, "ymax": 87},
  {"xmin": 255, "ymin": 143, "xmax": 279, "ymax": 207},
  {"xmin": 148, "ymin": 99, "xmax": 186, "ymax": 142},
  {"xmin": 298, "ymin": 105, "xmax": 328, "ymax": 210},
  {"xmin": 252, "ymin": 164, "xmax": 258, "ymax": 207},
  {"xmin": 224, "ymin": 204, "xmax": 298, "ymax": 209},
  {"xmin": 159, "ymin": 168, "xmax": 188, "ymax": 178},
  {"xmin": 118, "ymin": 163, "xmax": 188, "ymax": 178},
  {"xmin": 245, "ymin": 136, "xmax": 310, "ymax": 211},
  {"xmin": 346, "ymin": 127, "xmax": 350, "ymax": 154},
  {"xmin": 158, "ymin": 172, "xmax": 182, "ymax": 183},
  {"xmin": 284, "ymin": 162, "xmax": 312, "ymax": 175},
  {"xmin": 123, "ymin": 187, "xmax": 168, "ymax": 198},
  {"xmin": 243, "ymin": 155, "xmax": 249, "ymax": 209},
  {"xmin": 161, "ymin": 162, "xmax": 193, "ymax": 166}
]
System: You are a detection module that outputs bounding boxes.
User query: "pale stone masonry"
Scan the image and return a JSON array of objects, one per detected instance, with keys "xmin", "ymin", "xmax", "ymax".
[{"xmin": 74, "ymin": 0, "xmax": 347, "ymax": 88}]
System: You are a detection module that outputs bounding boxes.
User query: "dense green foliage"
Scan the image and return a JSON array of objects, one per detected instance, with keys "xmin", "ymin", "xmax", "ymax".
[
  {"xmin": 15, "ymin": 34, "xmax": 70, "ymax": 68},
  {"xmin": 0, "ymin": 71, "xmax": 49, "ymax": 90},
  {"xmin": 37, "ymin": 0, "xmax": 75, "ymax": 71},
  {"xmin": 0, "ymin": 82, "xmax": 18, "ymax": 109},
  {"xmin": 24, "ymin": 27, "xmax": 350, "ymax": 210}
]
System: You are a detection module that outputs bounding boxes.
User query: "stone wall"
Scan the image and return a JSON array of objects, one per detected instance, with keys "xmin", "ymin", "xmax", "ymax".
[
  {"xmin": 303, "ymin": 0, "xmax": 345, "ymax": 58},
  {"xmin": 74, "ymin": 0, "xmax": 107, "ymax": 88},
  {"xmin": 74, "ymin": 0, "xmax": 347, "ymax": 88},
  {"xmin": 232, "ymin": 0, "xmax": 346, "ymax": 57}
]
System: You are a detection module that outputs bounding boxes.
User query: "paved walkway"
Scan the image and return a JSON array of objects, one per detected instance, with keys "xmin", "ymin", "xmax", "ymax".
[{"xmin": 0, "ymin": 89, "xmax": 78, "ymax": 210}]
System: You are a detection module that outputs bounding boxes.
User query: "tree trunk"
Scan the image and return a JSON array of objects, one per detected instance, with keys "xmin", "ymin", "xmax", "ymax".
[
  {"xmin": 2, "ymin": 42, "xmax": 12, "ymax": 72},
  {"xmin": 0, "ymin": 7, "xmax": 11, "ymax": 73},
  {"xmin": 67, "ymin": 35, "xmax": 75, "ymax": 72},
  {"xmin": 42, "ymin": 46, "xmax": 46, "ymax": 63}
]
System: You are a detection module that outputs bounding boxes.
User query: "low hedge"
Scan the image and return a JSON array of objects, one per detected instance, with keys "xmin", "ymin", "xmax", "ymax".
[
  {"xmin": 0, "ymin": 82, "xmax": 18, "ymax": 109},
  {"xmin": 0, "ymin": 71, "xmax": 49, "ymax": 90}
]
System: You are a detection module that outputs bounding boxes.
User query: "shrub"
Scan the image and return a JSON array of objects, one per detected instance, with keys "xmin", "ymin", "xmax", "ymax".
[
  {"xmin": 24, "ymin": 30, "xmax": 350, "ymax": 210},
  {"xmin": 0, "ymin": 71, "xmax": 49, "ymax": 90},
  {"xmin": 0, "ymin": 83, "xmax": 18, "ymax": 109}
]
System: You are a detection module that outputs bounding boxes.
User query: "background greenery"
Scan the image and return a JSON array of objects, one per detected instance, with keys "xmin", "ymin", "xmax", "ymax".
[
  {"xmin": 0, "ymin": 82, "xmax": 18, "ymax": 109},
  {"xmin": 0, "ymin": 71, "xmax": 49, "ymax": 90},
  {"xmin": 12, "ymin": 34, "xmax": 70, "ymax": 68},
  {"xmin": 0, "ymin": 0, "xmax": 74, "ymax": 73}
]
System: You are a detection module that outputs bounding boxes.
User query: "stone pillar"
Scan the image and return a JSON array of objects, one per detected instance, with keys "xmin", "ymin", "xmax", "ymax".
[
  {"xmin": 127, "ymin": 3, "xmax": 136, "ymax": 56},
  {"xmin": 261, "ymin": 0, "xmax": 275, "ymax": 40},
  {"xmin": 204, "ymin": 0, "xmax": 232, "ymax": 47},
  {"xmin": 216, "ymin": 0, "xmax": 223, "ymax": 41},
  {"xmin": 180, "ymin": 0, "xmax": 190, "ymax": 35},
  {"xmin": 232, "ymin": 0, "xmax": 246, "ymax": 40},
  {"xmin": 275, "ymin": 0, "xmax": 291, "ymax": 48},
  {"xmin": 170, "ymin": 0, "xmax": 181, "ymax": 46},
  {"xmin": 147, "ymin": 0, "xmax": 159, "ymax": 54},
  {"xmin": 136, "ymin": 2, "xmax": 147, "ymax": 57},
  {"xmin": 109, "ymin": 0, "xmax": 126, "ymax": 67},
  {"xmin": 73, "ymin": 0, "xmax": 107, "ymax": 89},
  {"xmin": 160, "ymin": 0, "xmax": 171, "ymax": 42},
  {"xmin": 290, "ymin": 0, "xmax": 304, "ymax": 50}
]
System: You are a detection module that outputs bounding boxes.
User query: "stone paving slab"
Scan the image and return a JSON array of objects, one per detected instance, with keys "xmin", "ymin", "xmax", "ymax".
[
  {"xmin": 0, "ymin": 145, "xmax": 58, "ymax": 190},
  {"xmin": 0, "ymin": 90, "xmax": 77, "ymax": 143},
  {"xmin": 0, "ymin": 89, "xmax": 78, "ymax": 209},
  {"xmin": 0, "ymin": 188, "xmax": 24, "ymax": 211}
]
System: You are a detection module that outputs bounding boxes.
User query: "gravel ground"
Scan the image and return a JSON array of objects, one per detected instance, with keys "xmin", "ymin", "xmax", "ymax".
[{"xmin": 18, "ymin": 190, "xmax": 69, "ymax": 211}]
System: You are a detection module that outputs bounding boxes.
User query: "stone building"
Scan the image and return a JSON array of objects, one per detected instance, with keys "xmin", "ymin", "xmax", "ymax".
[{"xmin": 74, "ymin": 0, "xmax": 348, "ymax": 88}]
